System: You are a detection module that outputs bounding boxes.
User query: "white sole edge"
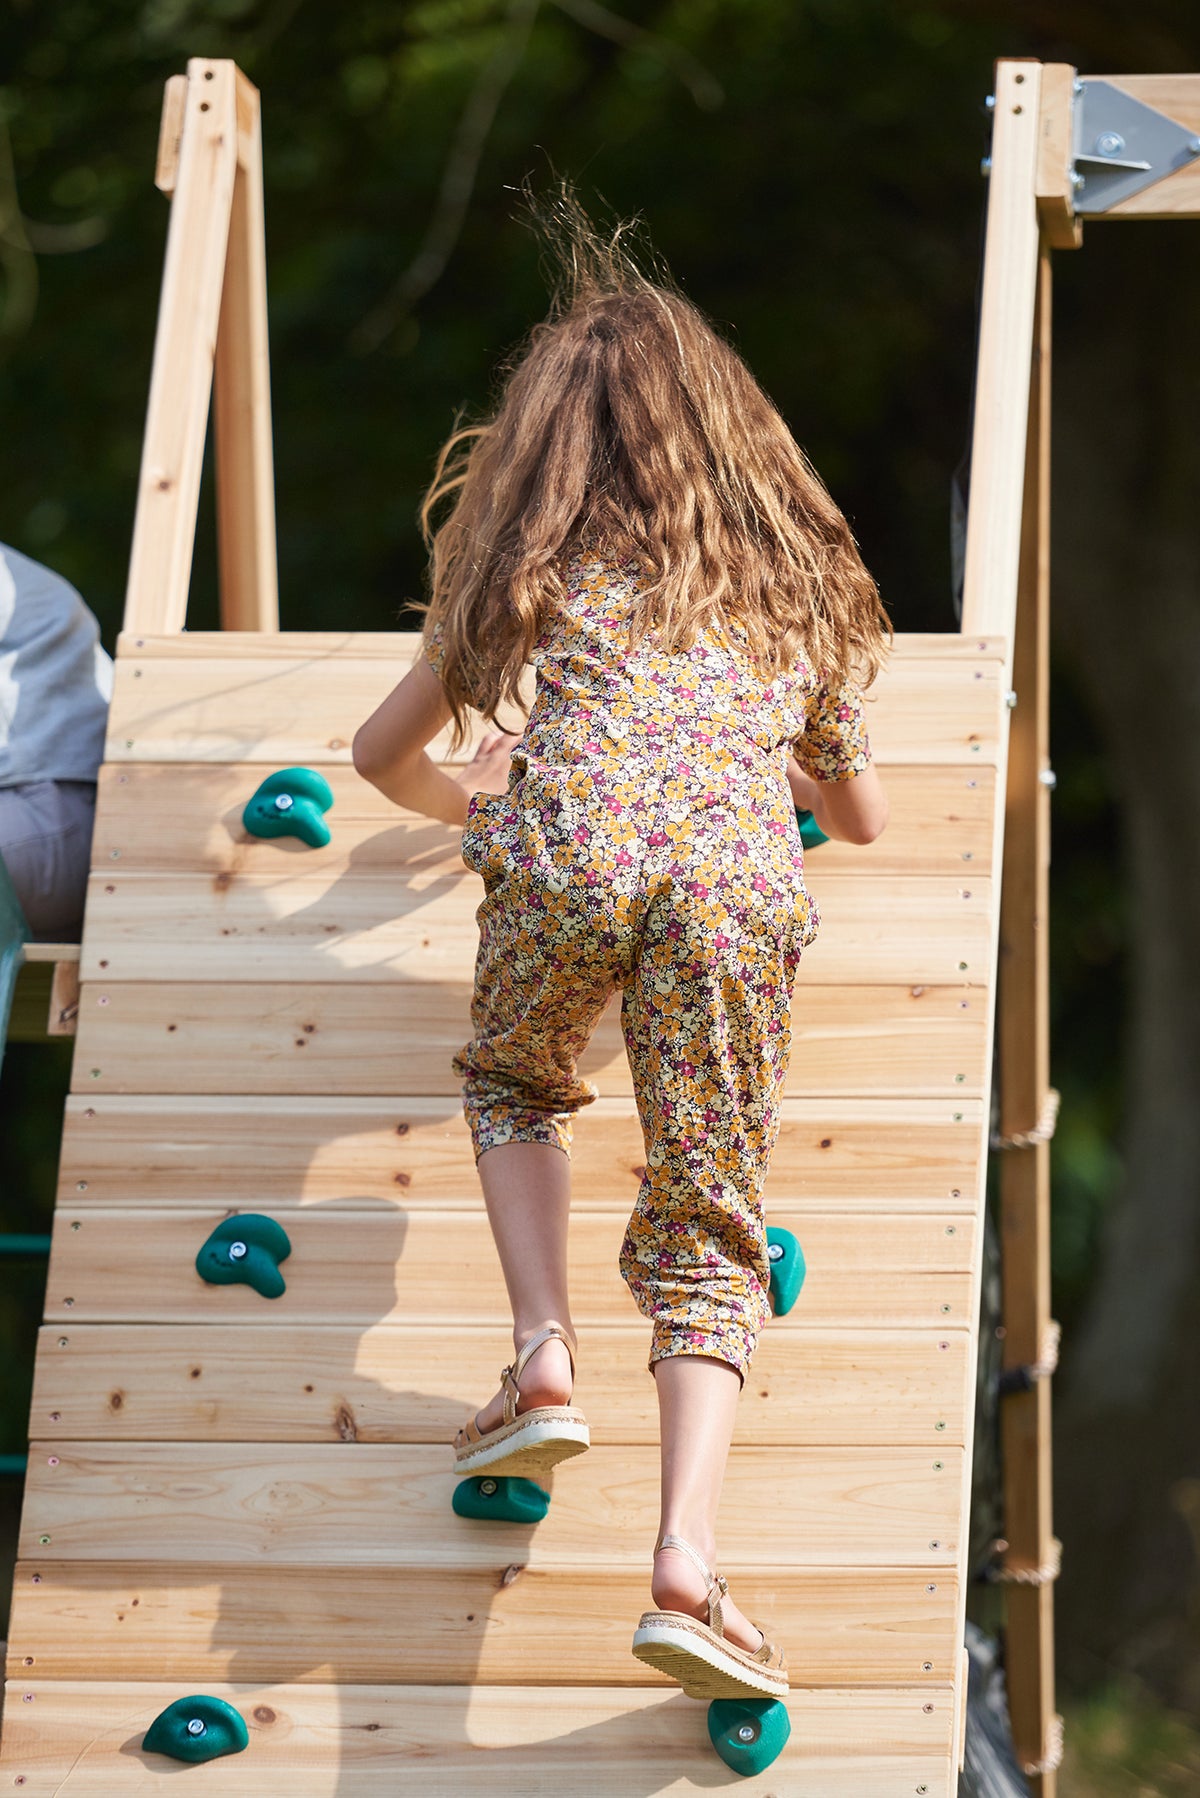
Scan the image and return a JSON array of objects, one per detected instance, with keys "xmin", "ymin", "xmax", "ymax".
[
  {"xmin": 454, "ymin": 1419, "xmax": 591, "ymax": 1478},
  {"xmin": 631, "ymin": 1623, "xmax": 789, "ymax": 1699}
]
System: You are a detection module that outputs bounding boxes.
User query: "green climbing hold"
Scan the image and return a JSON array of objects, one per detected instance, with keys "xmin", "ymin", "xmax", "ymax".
[
  {"xmin": 766, "ymin": 1226, "xmax": 805, "ymax": 1317},
  {"xmin": 143, "ymin": 1695, "xmax": 249, "ymax": 1764},
  {"xmin": 707, "ymin": 1697, "xmax": 791, "ymax": 1777},
  {"xmin": 195, "ymin": 1213, "xmax": 292, "ymax": 1299},
  {"xmin": 795, "ymin": 807, "xmax": 829, "ymax": 849},
  {"xmin": 243, "ymin": 767, "xmax": 334, "ymax": 848},
  {"xmin": 452, "ymin": 1475, "xmax": 551, "ymax": 1524}
]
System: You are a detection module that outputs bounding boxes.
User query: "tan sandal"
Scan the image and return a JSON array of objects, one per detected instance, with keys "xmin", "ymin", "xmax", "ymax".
[
  {"xmin": 631, "ymin": 1534, "xmax": 789, "ymax": 1699},
  {"xmin": 453, "ymin": 1323, "xmax": 590, "ymax": 1481}
]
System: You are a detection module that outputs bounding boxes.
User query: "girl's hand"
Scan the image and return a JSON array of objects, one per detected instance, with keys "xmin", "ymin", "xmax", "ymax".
[{"xmin": 455, "ymin": 730, "xmax": 523, "ymax": 800}]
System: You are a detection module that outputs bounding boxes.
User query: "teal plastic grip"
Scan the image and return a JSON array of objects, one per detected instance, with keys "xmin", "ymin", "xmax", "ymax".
[
  {"xmin": 143, "ymin": 1695, "xmax": 249, "ymax": 1764},
  {"xmin": 243, "ymin": 768, "xmax": 334, "ymax": 848},
  {"xmin": 767, "ymin": 1226, "xmax": 805, "ymax": 1317},
  {"xmin": 195, "ymin": 1214, "xmax": 292, "ymax": 1299},
  {"xmin": 795, "ymin": 807, "xmax": 829, "ymax": 849},
  {"xmin": 452, "ymin": 1475, "xmax": 551, "ymax": 1524},
  {"xmin": 707, "ymin": 1697, "xmax": 791, "ymax": 1775}
]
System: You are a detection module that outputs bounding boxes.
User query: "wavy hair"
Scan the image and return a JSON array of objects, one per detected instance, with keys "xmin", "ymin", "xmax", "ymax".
[{"xmin": 420, "ymin": 187, "xmax": 890, "ymax": 746}]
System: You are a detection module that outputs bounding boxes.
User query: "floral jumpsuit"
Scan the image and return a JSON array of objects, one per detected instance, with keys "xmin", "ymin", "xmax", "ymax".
[{"xmin": 428, "ymin": 552, "xmax": 870, "ymax": 1381}]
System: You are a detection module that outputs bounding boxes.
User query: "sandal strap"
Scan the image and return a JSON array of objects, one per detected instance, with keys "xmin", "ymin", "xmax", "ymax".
[
  {"xmin": 655, "ymin": 1532, "xmax": 729, "ymax": 1638},
  {"xmin": 500, "ymin": 1323, "xmax": 577, "ymax": 1426}
]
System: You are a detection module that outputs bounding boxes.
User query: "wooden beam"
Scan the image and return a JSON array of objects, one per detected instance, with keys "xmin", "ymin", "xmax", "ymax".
[
  {"xmin": 153, "ymin": 74, "xmax": 187, "ymax": 196},
  {"xmin": 213, "ymin": 71, "xmax": 279, "ymax": 631},
  {"xmin": 123, "ymin": 61, "xmax": 239, "ymax": 635},
  {"xmin": 997, "ymin": 248, "xmax": 1059, "ymax": 1798},
  {"xmin": 961, "ymin": 59, "xmax": 1043, "ymax": 652},
  {"xmin": 1035, "ymin": 63, "xmax": 1082, "ymax": 249}
]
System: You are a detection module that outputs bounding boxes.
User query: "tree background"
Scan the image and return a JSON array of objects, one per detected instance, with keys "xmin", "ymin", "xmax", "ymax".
[{"xmin": 2, "ymin": 2, "xmax": 1200, "ymax": 1788}]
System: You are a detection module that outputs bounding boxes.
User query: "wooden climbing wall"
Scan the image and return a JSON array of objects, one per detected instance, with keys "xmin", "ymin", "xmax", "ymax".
[{"xmin": 0, "ymin": 625, "xmax": 1004, "ymax": 1793}]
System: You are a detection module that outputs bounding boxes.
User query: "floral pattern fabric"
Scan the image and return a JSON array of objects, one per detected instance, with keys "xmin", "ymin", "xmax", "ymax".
[{"xmin": 427, "ymin": 552, "xmax": 870, "ymax": 1380}]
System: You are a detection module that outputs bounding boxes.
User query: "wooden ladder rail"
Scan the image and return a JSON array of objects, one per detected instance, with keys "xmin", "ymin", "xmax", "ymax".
[{"xmin": 125, "ymin": 59, "xmax": 278, "ymax": 636}]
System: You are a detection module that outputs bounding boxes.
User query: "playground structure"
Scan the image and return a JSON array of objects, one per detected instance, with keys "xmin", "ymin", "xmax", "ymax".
[{"xmin": 1, "ymin": 52, "xmax": 1198, "ymax": 1794}]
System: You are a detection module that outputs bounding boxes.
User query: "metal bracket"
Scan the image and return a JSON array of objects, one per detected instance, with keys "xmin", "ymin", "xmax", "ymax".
[{"xmin": 1073, "ymin": 78, "xmax": 1200, "ymax": 213}]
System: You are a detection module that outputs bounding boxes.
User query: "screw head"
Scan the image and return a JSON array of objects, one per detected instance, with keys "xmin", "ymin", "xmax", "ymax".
[
  {"xmin": 1039, "ymin": 768, "xmax": 1058, "ymax": 789},
  {"xmin": 479, "ymin": 1478, "xmax": 498, "ymax": 1496},
  {"xmin": 984, "ymin": 94, "xmax": 995, "ymax": 110},
  {"xmin": 186, "ymin": 1718, "xmax": 206, "ymax": 1737},
  {"xmin": 1095, "ymin": 130, "xmax": 1125, "ymax": 157},
  {"xmin": 980, "ymin": 155, "xmax": 992, "ymax": 177},
  {"xmin": 228, "ymin": 1241, "xmax": 248, "ymax": 1261},
  {"xmin": 274, "ymin": 793, "xmax": 295, "ymax": 812},
  {"xmin": 935, "ymin": 1420, "xmax": 946, "ymax": 1431},
  {"xmin": 737, "ymin": 1722, "xmax": 759, "ymax": 1743},
  {"xmin": 1071, "ymin": 171, "xmax": 1086, "ymax": 192},
  {"xmin": 768, "ymin": 1242, "xmax": 784, "ymax": 1262}
]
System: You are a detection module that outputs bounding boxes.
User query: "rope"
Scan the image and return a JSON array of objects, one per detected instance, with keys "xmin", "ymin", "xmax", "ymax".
[
  {"xmin": 1022, "ymin": 1712, "xmax": 1065, "ymax": 1777},
  {"xmin": 991, "ymin": 1087, "xmax": 1060, "ymax": 1152},
  {"xmin": 992, "ymin": 1536, "xmax": 1062, "ymax": 1586}
]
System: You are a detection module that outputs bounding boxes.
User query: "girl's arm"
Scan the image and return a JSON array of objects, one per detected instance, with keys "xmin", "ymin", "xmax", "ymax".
[
  {"xmin": 352, "ymin": 656, "xmax": 518, "ymax": 825},
  {"xmin": 787, "ymin": 758, "xmax": 889, "ymax": 845}
]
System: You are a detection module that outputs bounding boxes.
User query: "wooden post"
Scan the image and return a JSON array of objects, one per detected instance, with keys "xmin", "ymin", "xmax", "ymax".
[
  {"xmin": 213, "ymin": 71, "xmax": 279, "ymax": 631},
  {"xmin": 997, "ymin": 248, "xmax": 1059, "ymax": 1796},
  {"xmin": 960, "ymin": 60, "xmax": 1043, "ymax": 657}
]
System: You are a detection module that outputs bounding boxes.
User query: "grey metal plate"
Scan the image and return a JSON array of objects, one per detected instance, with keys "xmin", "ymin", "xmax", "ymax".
[{"xmin": 1074, "ymin": 78, "xmax": 1200, "ymax": 214}]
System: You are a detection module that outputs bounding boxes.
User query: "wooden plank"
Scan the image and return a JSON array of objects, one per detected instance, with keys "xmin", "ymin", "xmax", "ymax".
[
  {"xmin": 31, "ymin": 1324, "xmax": 971, "ymax": 1446},
  {"xmin": 1099, "ymin": 76, "xmax": 1200, "ymax": 218},
  {"xmin": 0, "ymin": 1681, "xmax": 956, "ymax": 1797},
  {"xmin": 20, "ymin": 942, "xmax": 80, "ymax": 963},
  {"xmin": 21, "ymin": 1443, "xmax": 962, "ymax": 1567},
  {"xmin": 124, "ymin": 61, "xmax": 239, "ymax": 636},
  {"xmin": 1035, "ymin": 63, "xmax": 1083, "ymax": 248},
  {"xmin": 69, "ymin": 981, "xmax": 989, "ymax": 1098},
  {"xmin": 7, "ymin": 1562, "xmax": 958, "ymax": 1686},
  {"xmin": 58, "ymin": 1094, "xmax": 985, "ymax": 1212},
  {"xmin": 997, "ymin": 246, "xmax": 1057, "ymax": 1798},
  {"xmin": 153, "ymin": 73, "xmax": 187, "ymax": 196},
  {"xmin": 47, "ymin": 959, "xmax": 80, "ymax": 1035},
  {"xmin": 213, "ymin": 69, "xmax": 279, "ymax": 633},
  {"xmin": 104, "ymin": 637, "xmax": 1007, "ymax": 766},
  {"xmin": 78, "ymin": 871, "xmax": 992, "ymax": 988},
  {"xmin": 961, "ymin": 58, "xmax": 1043, "ymax": 650},
  {"xmin": 92, "ymin": 760, "xmax": 998, "ymax": 877},
  {"xmin": 119, "ymin": 629, "xmax": 1006, "ymax": 662},
  {"xmin": 43, "ymin": 1208, "xmax": 976, "ymax": 1331}
]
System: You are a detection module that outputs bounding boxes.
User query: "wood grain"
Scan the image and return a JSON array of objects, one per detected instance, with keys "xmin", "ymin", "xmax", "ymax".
[
  {"xmin": 21, "ymin": 1442, "xmax": 961, "ymax": 1567},
  {"xmin": 32, "ymin": 1324, "xmax": 971, "ymax": 1446},
  {"xmin": 0, "ymin": 1681, "xmax": 956, "ymax": 1797}
]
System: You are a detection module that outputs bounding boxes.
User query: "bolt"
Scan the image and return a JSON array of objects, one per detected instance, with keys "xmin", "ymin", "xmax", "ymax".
[
  {"xmin": 274, "ymin": 793, "xmax": 295, "ymax": 812},
  {"xmin": 479, "ymin": 1478, "xmax": 498, "ymax": 1496},
  {"xmin": 980, "ymin": 156, "xmax": 992, "ymax": 178},
  {"xmin": 1074, "ymin": 78, "xmax": 1084, "ymax": 95},
  {"xmin": 1189, "ymin": 138, "xmax": 1200, "ymax": 154},
  {"xmin": 737, "ymin": 1722, "xmax": 759, "ymax": 1743},
  {"xmin": 1071, "ymin": 171, "xmax": 1086, "ymax": 192},
  {"xmin": 1005, "ymin": 689, "xmax": 1018, "ymax": 708},
  {"xmin": 922, "ymin": 1661, "xmax": 934, "ymax": 1671},
  {"xmin": 1095, "ymin": 130, "xmax": 1125, "ymax": 157},
  {"xmin": 228, "ymin": 1241, "xmax": 248, "ymax": 1261},
  {"xmin": 1039, "ymin": 769, "xmax": 1057, "ymax": 789},
  {"xmin": 186, "ymin": 1719, "xmax": 206, "ymax": 1737},
  {"xmin": 768, "ymin": 1242, "xmax": 784, "ymax": 1262},
  {"xmin": 984, "ymin": 94, "xmax": 995, "ymax": 110}
]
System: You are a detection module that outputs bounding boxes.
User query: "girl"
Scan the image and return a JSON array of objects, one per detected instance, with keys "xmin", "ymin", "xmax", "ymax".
[{"xmin": 354, "ymin": 198, "xmax": 889, "ymax": 1700}]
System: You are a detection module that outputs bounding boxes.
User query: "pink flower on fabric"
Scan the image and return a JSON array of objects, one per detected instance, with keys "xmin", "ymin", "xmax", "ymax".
[
  {"xmin": 616, "ymin": 849, "xmax": 633, "ymax": 867},
  {"xmin": 648, "ymin": 830, "xmax": 668, "ymax": 847},
  {"xmin": 752, "ymin": 874, "xmax": 768, "ymax": 892},
  {"xmin": 573, "ymin": 826, "xmax": 590, "ymax": 844},
  {"xmin": 714, "ymin": 933, "xmax": 729, "ymax": 949}
]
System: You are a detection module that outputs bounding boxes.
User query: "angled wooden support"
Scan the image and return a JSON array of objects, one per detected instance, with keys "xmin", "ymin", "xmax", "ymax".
[
  {"xmin": 997, "ymin": 249, "xmax": 1058, "ymax": 1798},
  {"xmin": 125, "ymin": 60, "xmax": 278, "ymax": 636}
]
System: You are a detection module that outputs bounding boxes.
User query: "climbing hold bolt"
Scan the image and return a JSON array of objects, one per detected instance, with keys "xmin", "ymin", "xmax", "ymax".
[
  {"xmin": 195, "ymin": 1214, "xmax": 292, "ymax": 1300},
  {"xmin": 242, "ymin": 768, "xmax": 334, "ymax": 848},
  {"xmin": 143, "ymin": 1695, "xmax": 248, "ymax": 1764},
  {"xmin": 766, "ymin": 1227, "xmax": 806, "ymax": 1317}
]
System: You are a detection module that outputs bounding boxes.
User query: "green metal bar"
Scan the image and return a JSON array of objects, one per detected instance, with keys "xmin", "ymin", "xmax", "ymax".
[
  {"xmin": 0, "ymin": 1454, "xmax": 29, "ymax": 1478},
  {"xmin": 0, "ymin": 1234, "xmax": 51, "ymax": 1258}
]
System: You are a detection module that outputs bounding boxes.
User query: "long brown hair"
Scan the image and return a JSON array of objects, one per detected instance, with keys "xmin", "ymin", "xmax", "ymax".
[{"xmin": 420, "ymin": 188, "xmax": 890, "ymax": 745}]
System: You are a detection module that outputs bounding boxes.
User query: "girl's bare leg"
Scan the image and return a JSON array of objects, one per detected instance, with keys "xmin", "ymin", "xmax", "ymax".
[
  {"xmin": 651, "ymin": 1355, "xmax": 764, "ymax": 1652},
  {"xmin": 470, "ymin": 1141, "xmax": 575, "ymax": 1431}
]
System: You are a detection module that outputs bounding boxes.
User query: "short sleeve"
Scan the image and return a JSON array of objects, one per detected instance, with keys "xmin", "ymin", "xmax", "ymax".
[
  {"xmin": 422, "ymin": 615, "xmax": 446, "ymax": 682},
  {"xmin": 791, "ymin": 676, "xmax": 871, "ymax": 781}
]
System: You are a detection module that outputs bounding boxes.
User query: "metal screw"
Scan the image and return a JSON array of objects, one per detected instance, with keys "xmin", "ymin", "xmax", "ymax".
[
  {"xmin": 737, "ymin": 1722, "xmax": 759, "ymax": 1743},
  {"xmin": 186, "ymin": 1719, "xmax": 206, "ymax": 1737},
  {"xmin": 57, "ymin": 1339, "xmax": 68, "ymax": 1348},
  {"xmin": 1095, "ymin": 130, "xmax": 1125, "ymax": 157},
  {"xmin": 980, "ymin": 156, "xmax": 992, "ymax": 178},
  {"xmin": 1071, "ymin": 171, "xmax": 1086, "ymax": 192},
  {"xmin": 71, "ymin": 1221, "xmax": 81, "ymax": 1231},
  {"xmin": 953, "ymin": 1113, "xmax": 963, "ymax": 1122},
  {"xmin": 1039, "ymin": 769, "xmax": 1057, "ymax": 789},
  {"xmin": 923, "ymin": 1702, "xmax": 935, "ymax": 1713},
  {"xmin": 918, "ymin": 1785, "xmax": 929, "ymax": 1794},
  {"xmin": 47, "ymin": 1457, "xmax": 58, "ymax": 1466},
  {"xmin": 479, "ymin": 1478, "xmax": 498, "ymax": 1496},
  {"xmin": 1005, "ymin": 689, "xmax": 1018, "ymax": 708},
  {"xmin": 1074, "ymin": 78, "xmax": 1085, "ymax": 95},
  {"xmin": 768, "ymin": 1242, "xmax": 784, "ymax": 1262},
  {"xmin": 110, "ymin": 849, "xmax": 120, "ymax": 859},
  {"xmin": 958, "ymin": 961, "xmax": 968, "ymax": 971},
  {"xmin": 63, "ymin": 1298, "xmax": 74, "ymax": 1308},
  {"xmin": 76, "ymin": 1182, "xmax": 88, "ymax": 1192},
  {"xmin": 39, "ymin": 1536, "xmax": 50, "ymax": 1545},
  {"xmin": 228, "ymin": 1241, "xmax": 248, "ymax": 1261},
  {"xmin": 984, "ymin": 94, "xmax": 995, "ymax": 110},
  {"xmin": 927, "ymin": 1583, "xmax": 938, "ymax": 1594},
  {"xmin": 941, "ymin": 1307, "xmax": 952, "ymax": 1317},
  {"xmin": 961, "ymin": 851, "xmax": 973, "ymax": 861},
  {"xmin": 945, "ymin": 1226, "xmax": 956, "ymax": 1235},
  {"xmin": 955, "ymin": 1074, "xmax": 965, "ymax": 1083},
  {"xmin": 935, "ymin": 1420, "xmax": 946, "ymax": 1431},
  {"xmin": 1189, "ymin": 138, "xmax": 1200, "ymax": 154},
  {"xmin": 274, "ymin": 794, "xmax": 295, "ymax": 812},
  {"xmin": 22, "ymin": 1694, "xmax": 33, "ymax": 1703},
  {"xmin": 922, "ymin": 1661, "xmax": 934, "ymax": 1671}
]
